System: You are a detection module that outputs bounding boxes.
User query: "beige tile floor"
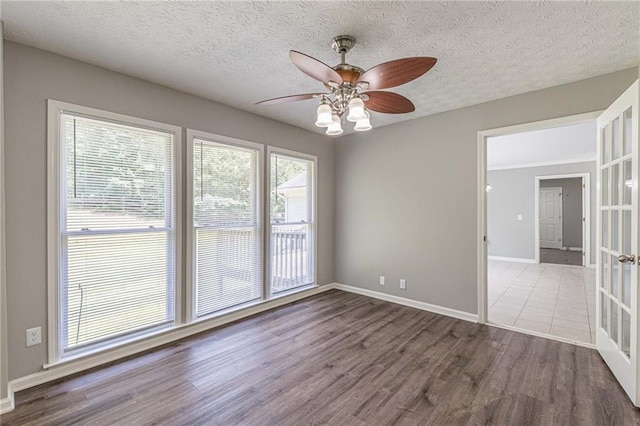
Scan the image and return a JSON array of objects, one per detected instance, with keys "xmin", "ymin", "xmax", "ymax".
[{"xmin": 488, "ymin": 260, "xmax": 596, "ymax": 344}]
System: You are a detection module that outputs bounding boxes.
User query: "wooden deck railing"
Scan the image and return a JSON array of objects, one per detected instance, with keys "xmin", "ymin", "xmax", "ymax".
[{"xmin": 271, "ymin": 226, "xmax": 310, "ymax": 293}]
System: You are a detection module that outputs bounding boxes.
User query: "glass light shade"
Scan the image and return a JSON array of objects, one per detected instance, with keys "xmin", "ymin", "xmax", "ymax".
[
  {"xmin": 354, "ymin": 111, "xmax": 372, "ymax": 131},
  {"xmin": 315, "ymin": 104, "xmax": 333, "ymax": 127},
  {"xmin": 347, "ymin": 97, "xmax": 366, "ymax": 122},
  {"xmin": 326, "ymin": 115, "xmax": 343, "ymax": 136}
]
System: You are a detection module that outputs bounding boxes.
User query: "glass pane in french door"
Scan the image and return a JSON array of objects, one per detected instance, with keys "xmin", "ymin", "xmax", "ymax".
[
  {"xmin": 602, "ymin": 168, "xmax": 609, "ymax": 206},
  {"xmin": 622, "ymin": 310, "xmax": 631, "ymax": 357},
  {"xmin": 601, "ymin": 252, "xmax": 609, "ymax": 292},
  {"xmin": 611, "ymin": 299, "xmax": 619, "ymax": 343},
  {"xmin": 612, "ymin": 117, "xmax": 620, "ymax": 160},
  {"xmin": 612, "ymin": 211, "xmax": 620, "ymax": 253},
  {"xmin": 612, "ymin": 253, "xmax": 619, "ymax": 298},
  {"xmin": 624, "ymin": 159, "xmax": 632, "ymax": 204},
  {"xmin": 623, "ymin": 108, "xmax": 632, "ymax": 155},
  {"xmin": 603, "ymin": 124, "xmax": 611, "ymax": 163},
  {"xmin": 602, "ymin": 210, "xmax": 609, "ymax": 250},
  {"xmin": 622, "ymin": 210, "xmax": 632, "ymax": 308},
  {"xmin": 601, "ymin": 293, "xmax": 608, "ymax": 330}
]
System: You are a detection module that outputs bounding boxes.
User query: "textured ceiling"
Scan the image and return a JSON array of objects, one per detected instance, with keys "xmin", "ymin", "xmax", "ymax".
[
  {"xmin": 488, "ymin": 122, "xmax": 596, "ymax": 170},
  {"xmin": 2, "ymin": 1, "xmax": 639, "ymax": 137}
]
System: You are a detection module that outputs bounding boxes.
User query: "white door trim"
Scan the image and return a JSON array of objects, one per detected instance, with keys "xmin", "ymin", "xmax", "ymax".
[
  {"xmin": 0, "ymin": 21, "xmax": 8, "ymax": 413},
  {"xmin": 534, "ymin": 174, "xmax": 591, "ymax": 265},
  {"xmin": 477, "ymin": 110, "xmax": 602, "ymax": 324}
]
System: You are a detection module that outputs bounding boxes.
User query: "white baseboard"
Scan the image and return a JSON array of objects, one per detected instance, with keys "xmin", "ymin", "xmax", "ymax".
[
  {"xmin": 4, "ymin": 284, "xmax": 336, "ymax": 409},
  {"xmin": 333, "ymin": 283, "xmax": 477, "ymax": 323},
  {"xmin": 0, "ymin": 389, "xmax": 14, "ymax": 414},
  {"xmin": 562, "ymin": 247, "xmax": 583, "ymax": 252},
  {"xmin": 488, "ymin": 256, "xmax": 536, "ymax": 264},
  {"xmin": 588, "ymin": 264, "xmax": 596, "ymax": 269}
]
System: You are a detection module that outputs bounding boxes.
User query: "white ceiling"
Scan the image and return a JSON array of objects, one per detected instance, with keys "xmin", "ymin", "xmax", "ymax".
[
  {"xmin": 1, "ymin": 1, "xmax": 638, "ymax": 137},
  {"xmin": 488, "ymin": 122, "xmax": 597, "ymax": 170}
]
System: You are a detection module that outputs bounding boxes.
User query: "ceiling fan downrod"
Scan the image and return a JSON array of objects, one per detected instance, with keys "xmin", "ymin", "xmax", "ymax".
[{"xmin": 331, "ymin": 35, "xmax": 356, "ymax": 65}]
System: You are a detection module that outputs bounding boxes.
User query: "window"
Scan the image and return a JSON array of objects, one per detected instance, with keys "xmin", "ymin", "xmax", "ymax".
[
  {"xmin": 48, "ymin": 101, "xmax": 180, "ymax": 360},
  {"xmin": 269, "ymin": 150, "xmax": 316, "ymax": 294},
  {"xmin": 48, "ymin": 102, "xmax": 319, "ymax": 362},
  {"xmin": 188, "ymin": 131, "xmax": 262, "ymax": 318}
]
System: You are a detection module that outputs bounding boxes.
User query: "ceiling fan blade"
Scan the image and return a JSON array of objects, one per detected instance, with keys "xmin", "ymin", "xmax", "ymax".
[
  {"xmin": 357, "ymin": 57, "xmax": 437, "ymax": 90},
  {"xmin": 255, "ymin": 93, "xmax": 325, "ymax": 105},
  {"xmin": 289, "ymin": 50, "xmax": 343, "ymax": 84},
  {"xmin": 364, "ymin": 91, "xmax": 415, "ymax": 114}
]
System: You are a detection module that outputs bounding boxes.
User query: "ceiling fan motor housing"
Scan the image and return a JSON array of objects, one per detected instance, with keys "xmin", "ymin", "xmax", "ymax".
[
  {"xmin": 329, "ymin": 64, "xmax": 364, "ymax": 86},
  {"xmin": 328, "ymin": 35, "xmax": 363, "ymax": 87}
]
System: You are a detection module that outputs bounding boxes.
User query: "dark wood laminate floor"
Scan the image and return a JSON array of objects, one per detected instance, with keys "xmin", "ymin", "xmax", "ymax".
[{"xmin": 2, "ymin": 289, "xmax": 640, "ymax": 425}]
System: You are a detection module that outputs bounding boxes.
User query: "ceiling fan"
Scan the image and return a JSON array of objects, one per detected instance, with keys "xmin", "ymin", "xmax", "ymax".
[{"xmin": 256, "ymin": 35, "xmax": 437, "ymax": 135}]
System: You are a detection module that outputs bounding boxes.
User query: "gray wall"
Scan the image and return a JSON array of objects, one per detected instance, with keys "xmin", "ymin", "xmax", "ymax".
[
  {"xmin": 540, "ymin": 177, "xmax": 583, "ymax": 249},
  {"xmin": 487, "ymin": 164, "xmax": 595, "ymax": 262},
  {"xmin": 335, "ymin": 68, "xmax": 637, "ymax": 314},
  {"xmin": 3, "ymin": 42, "xmax": 335, "ymax": 380}
]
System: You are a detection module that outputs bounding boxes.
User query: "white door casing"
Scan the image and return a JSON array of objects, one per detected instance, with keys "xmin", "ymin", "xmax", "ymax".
[
  {"xmin": 478, "ymin": 111, "xmax": 601, "ymax": 325},
  {"xmin": 539, "ymin": 187, "xmax": 563, "ymax": 249},
  {"xmin": 596, "ymin": 80, "xmax": 639, "ymax": 406}
]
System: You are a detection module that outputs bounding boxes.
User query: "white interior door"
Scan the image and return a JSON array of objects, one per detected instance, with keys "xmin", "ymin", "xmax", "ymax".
[
  {"xmin": 596, "ymin": 80, "xmax": 639, "ymax": 406},
  {"xmin": 539, "ymin": 187, "xmax": 563, "ymax": 249}
]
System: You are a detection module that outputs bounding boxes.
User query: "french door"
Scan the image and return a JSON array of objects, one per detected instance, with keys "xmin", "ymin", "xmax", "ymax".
[{"xmin": 597, "ymin": 80, "xmax": 639, "ymax": 406}]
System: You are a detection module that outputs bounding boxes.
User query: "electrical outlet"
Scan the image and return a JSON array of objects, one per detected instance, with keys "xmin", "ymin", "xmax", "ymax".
[
  {"xmin": 26, "ymin": 327, "xmax": 41, "ymax": 347},
  {"xmin": 400, "ymin": 279, "xmax": 407, "ymax": 290},
  {"xmin": 379, "ymin": 275, "xmax": 385, "ymax": 286}
]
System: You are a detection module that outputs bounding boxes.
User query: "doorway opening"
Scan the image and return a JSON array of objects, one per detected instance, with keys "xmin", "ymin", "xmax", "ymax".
[
  {"xmin": 536, "ymin": 174, "xmax": 590, "ymax": 267},
  {"xmin": 477, "ymin": 112, "xmax": 600, "ymax": 347}
]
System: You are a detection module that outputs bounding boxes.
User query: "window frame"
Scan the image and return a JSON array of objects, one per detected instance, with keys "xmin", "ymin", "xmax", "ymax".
[
  {"xmin": 266, "ymin": 146, "xmax": 318, "ymax": 299},
  {"xmin": 47, "ymin": 100, "xmax": 182, "ymax": 364},
  {"xmin": 185, "ymin": 129, "xmax": 264, "ymax": 322}
]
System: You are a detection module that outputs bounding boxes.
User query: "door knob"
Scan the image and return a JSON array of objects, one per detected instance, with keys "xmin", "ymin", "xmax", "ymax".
[{"xmin": 618, "ymin": 254, "xmax": 636, "ymax": 264}]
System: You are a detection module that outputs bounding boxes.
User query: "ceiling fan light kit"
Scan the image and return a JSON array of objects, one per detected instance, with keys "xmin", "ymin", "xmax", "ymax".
[
  {"xmin": 346, "ymin": 97, "xmax": 366, "ymax": 122},
  {"xmin": 354, "ymin": 111, "xmax": 372, "ymax": 132},
  {"xmin": 326, "ymin": 114, "xmax": 344, "ymax": 136},
  {"xmin": 256, "ymin": 35, "xmax": 437, "ymax": 136},
  {"xmin": 314, "ymin": 102, "xmax": 334, "ymax": 127}
]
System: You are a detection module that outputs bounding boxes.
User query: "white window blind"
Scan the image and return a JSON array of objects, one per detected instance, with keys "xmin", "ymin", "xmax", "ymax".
[
  {"xmin": 193, "ymin": 138, "xmax": 262, "ymax": 317},
  {"xmin": 60, "ymin": 112, "xmax": 175, "ymax": 354},
  {"xmin": 270, "ymin": 153, "xmax": 315, "ymax": 294}
]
